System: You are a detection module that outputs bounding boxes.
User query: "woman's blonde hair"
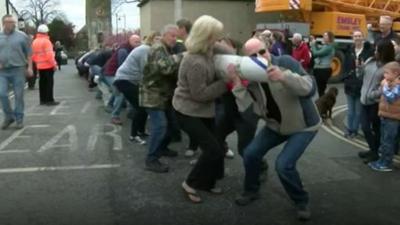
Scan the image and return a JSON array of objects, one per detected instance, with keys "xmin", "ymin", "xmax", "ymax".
[
  {"xmin": 185, "ymin": 15, "xmax": 224, "ymax": 54},
  {"xmin": 144, "ymin": 31, "xmax": 161, "ymax": 46}
]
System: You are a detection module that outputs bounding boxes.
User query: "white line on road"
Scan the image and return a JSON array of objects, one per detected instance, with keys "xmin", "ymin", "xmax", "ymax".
[
  {"xmin": 25, "ymin": 105, "xmax": 45, "ymax": 116},
  {"xmin": 50, "ymin": 100, "xmax": 69, "ymax": 115},
  {"xmin": 0, "ymin": 125, "xmax": 50, "ymax": 152},
  {"xmin": 55, "ymin": 96, "xmax": 81, "ymax": 100},
  {"xmin": 330, "ymin": 107, "xmax": 369, "ymax": 147},
  {"xmin": 322, "ymin": 124, "xmax": 369, "ymax": 150},
  {"xmin": 38, "ymin": 125, "xmax": 78, "ymax": 153},
  {"xmin": 0, "ymin": 164, "xmax": 120, "ymax": 174},
  {"xmin": 80, "ymin": 102, "xmax": 91, "ymax": 114},
  {"xmin": 0, "ymin": 150, "xmax": 31, "ymax": 154},
  {"xmin": 322, "ymin": 105, "xmax": 369, "ymax": 151}
]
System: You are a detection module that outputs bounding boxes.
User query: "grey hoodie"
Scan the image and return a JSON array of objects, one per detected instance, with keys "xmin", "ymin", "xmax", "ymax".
[
  {"xmin": 114, "ymin": 44, "xmax": 151, "ymax": 84},
  {"xmin": 359, "ymin": 58, "xmax": 383, "ymax": 105}
]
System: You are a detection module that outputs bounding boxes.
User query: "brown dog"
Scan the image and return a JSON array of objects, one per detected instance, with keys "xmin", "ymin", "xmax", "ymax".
[{"xmin": 315, "ymin": 87, "xmax": 339, "ymax": 120}]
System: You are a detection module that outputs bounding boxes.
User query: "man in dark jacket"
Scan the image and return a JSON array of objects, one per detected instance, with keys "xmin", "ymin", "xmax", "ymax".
[
  {"xmin": 343, "ymin": 30, "xmax": 374, "ymax": 138},
  {"xmin": 375, "ymin": 15, "xmax": 398, "ymax": 45},
  {"xmin": 86, "ymin": 48, "xmax": 113, "ymax": 83},
  {"xmin": 85, "ymin": 48, "xmax": 113, "ymax": 99}
]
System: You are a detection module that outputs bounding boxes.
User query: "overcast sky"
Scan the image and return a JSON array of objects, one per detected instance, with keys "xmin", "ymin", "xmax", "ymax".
[{"xmin": 59, "ymin": 0, "xmax": 140, "ymax": 32}]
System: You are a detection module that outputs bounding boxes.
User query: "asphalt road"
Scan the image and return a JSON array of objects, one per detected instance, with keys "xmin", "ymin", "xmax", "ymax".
[{"xmin": 0, "ymin": 62, "xmax": 398, "ymax": 225}]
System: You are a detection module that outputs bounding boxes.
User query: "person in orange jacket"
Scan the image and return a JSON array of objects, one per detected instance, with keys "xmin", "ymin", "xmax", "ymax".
[{"xmin": 32, "ymin": 24, "xmax": 59, "ymax": 106}]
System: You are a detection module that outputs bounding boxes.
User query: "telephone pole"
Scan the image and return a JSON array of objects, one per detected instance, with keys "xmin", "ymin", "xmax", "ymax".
[
  {"xmin": 115, "ymin": 13, "xmax": 119, "ymax": 42},
  {"xmin": 174, "ymin": 0, "xmax": 182, "ymax": 21},
  {"xmin": 5, "ymin": 0, "xmax": 9, "ymax": 14}
]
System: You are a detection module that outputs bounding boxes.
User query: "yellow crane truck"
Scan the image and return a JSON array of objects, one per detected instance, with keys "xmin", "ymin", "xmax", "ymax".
[{"xmin": 255, "ymin": 0, "xmax": 400, "ymax": 82}]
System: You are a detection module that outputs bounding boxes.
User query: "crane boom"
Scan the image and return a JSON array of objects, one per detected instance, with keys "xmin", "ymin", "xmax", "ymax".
[
  {"xmin": 315, "ymin": 0, "xmax": 400, "ymax": 18},
  {"xmin": 256, "ymin": 0, "xmax": 400, "ymax": 18}
]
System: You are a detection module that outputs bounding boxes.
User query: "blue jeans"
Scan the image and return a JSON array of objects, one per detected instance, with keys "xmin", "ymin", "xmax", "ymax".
[
  {"xmin": 104, "ymin": 76, "xmax": 124, "ymax": 118},
  {"xmin": 0, "ymin": 68, "xmax": 26, "ymax": 122},
  {"xmin": 243, "ymin": 126, "xmax": 317, "ymax": 206},
  {"xmin": 146, "ymin": 106, "xmax": 173, "ymax": 162},
  {"xmin": 346, "ymin": 94, "xmax": 362, "ymax": 134},
  {"xmin": 89, "ymin": 65, "xmax": 102, "ymax": 79},
  {"xmin": 379, "ymin": 118, "xmax": 400, "ymax": 166}
]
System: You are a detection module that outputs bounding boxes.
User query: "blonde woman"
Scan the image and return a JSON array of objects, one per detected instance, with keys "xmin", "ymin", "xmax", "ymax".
[{"xmin": 172, "ymin": 15, "xmax": 233, "ymax": 203}]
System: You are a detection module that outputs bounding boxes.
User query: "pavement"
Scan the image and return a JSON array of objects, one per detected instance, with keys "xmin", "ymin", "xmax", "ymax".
[{"xmin": 0, "ymin": 62, "xmax": 399, "ymax": 225}]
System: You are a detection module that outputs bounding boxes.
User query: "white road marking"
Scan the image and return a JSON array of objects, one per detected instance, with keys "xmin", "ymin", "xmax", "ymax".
[
  {"xmin": 25, "ymin": 113, "xmax": 46, "ymax": 116},
  {"xmin": 329, "ymin": 106, "xmax": 369, "ymax": 147},
  {"xmin": 50, "ymin": 100, "xmax": 69, "ymax": 115},
  {"xmin": 25, "ymin": 105, "xmax": 45, "ymax": 116},
  {"xmin": 0, "ymin": 125, "xmax": 50, "ymax": 153},
  {"xmin": 332, "ymin": 105, "xmax": 347, "ymax": 111},
  {"xmin": 322, "ymin": 105, "xmax": 369, "ymax": 150},
  {"xmin": 38, "ymin": 125, "xmax": 78, "ymax": 153},
  {"xmin": 322, "ymin": 124, "xmax": 369, "ymax": 150},
  {"xmin": 0, "ymin": 150, "xmax": 30, "ymax": 154},
  {"xmin": 80, "ymin": 102, "xmax": 91, "ymax": 114},
  {"xmin": 0, "ymin": 164, "xmax": 120, "ymax": 174},
  {"xmin": 55, "ymin": 96, "xmax": 80, "ymax": 100},
  {"xmin": 328, "ymin": 123, "xmax": 369, "ymax": 148},
  {"xmin": 87, "ymin": 124, "xmax": 122, "ymax": 151}
]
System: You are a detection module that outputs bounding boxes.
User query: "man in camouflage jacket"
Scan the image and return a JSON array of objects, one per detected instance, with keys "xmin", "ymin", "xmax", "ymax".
[{"xmin": 139, "ymin": 24, "xmax": 183, "ymax": 173}]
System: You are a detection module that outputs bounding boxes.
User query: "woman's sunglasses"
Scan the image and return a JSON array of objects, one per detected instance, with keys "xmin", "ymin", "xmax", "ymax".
[{"xmin": 250, "ymin": 49, "xmax": 266, "ymax": 57}]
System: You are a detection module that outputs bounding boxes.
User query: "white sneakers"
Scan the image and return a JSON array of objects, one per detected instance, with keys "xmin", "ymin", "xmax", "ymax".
[
  {"xmin": 225, "ymin": 149, "xmax": 235, "ymax": 159},
  {"xmin": 129, "ymin": 136, "xmax": 146, "ymax": 145},
  {"xmin": 93, "ymin": 75, "xmax": 100, "ymax": 84},
  {"xmin": 188, "ymin": 148, "xmax": 235, "ymax": 166},
  {"xmin": 184, "ymin": 149, "xmax": 196, "ymax": 158},
  {"xmin": 185, "ymin": 148, "xmax": 235, "ymax": 158}
]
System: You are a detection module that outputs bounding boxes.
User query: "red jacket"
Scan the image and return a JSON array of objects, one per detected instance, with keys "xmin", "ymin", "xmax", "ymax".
[
  {"xmin": 32, "ymin": 33, "xmax": 57, "ymax": 70},
  {"xmin": 292, "ymin": 42, "xmax": 311, "ymax": 70},
  {"xmin": 103, "ymin": 43, "xmax": 133, "ymax": 76}
]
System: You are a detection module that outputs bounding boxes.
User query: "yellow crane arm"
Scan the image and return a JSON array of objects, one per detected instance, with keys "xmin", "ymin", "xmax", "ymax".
[{"xmin": 314, "ymin": 0, "xmax": 400, "ymax": 18}]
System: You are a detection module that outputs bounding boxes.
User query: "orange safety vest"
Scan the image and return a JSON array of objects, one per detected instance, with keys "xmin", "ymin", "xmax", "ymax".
[{"xmin": 31, "ymin": 33, "xmax": 57, "ymax": 70}]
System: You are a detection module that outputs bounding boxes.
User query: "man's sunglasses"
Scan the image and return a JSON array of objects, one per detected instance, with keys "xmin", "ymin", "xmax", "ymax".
[{"xmin": 250, "ymin": 49, "xmax": 266, "ymax": 57}]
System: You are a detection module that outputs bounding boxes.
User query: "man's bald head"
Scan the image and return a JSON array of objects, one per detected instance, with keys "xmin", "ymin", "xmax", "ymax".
[
  {"xmin": 243, "ymin": 38, "xmax": 265, "ymax": 56},
  {"xmin": 129, "ymin": 34, "xmax": 142, "ymax": 48}
]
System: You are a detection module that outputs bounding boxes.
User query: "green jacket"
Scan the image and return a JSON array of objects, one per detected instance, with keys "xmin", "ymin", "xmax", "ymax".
[
  {"xmin": 311, "ymin": 43, "xmax": 335, "ymax": 69},
  {"xmin": 139, "ymin": 41, "xmax": 181, "ymax": 109}
]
